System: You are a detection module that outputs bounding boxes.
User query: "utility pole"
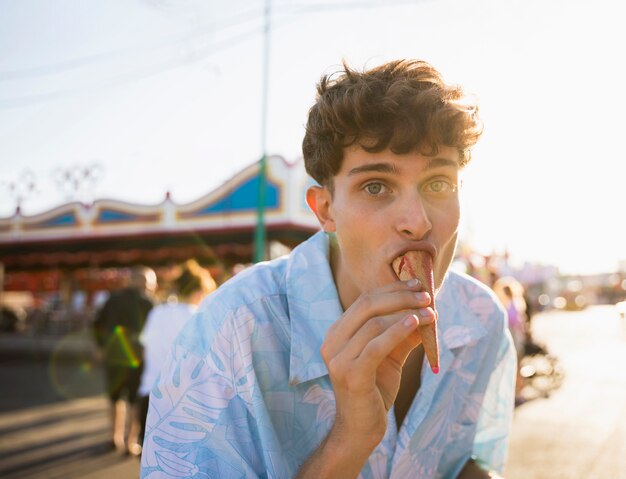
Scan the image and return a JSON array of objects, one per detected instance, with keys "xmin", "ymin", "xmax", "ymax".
[{"xmin": 254, "ymin": 0, "xmax": 271, "ymax": 263}]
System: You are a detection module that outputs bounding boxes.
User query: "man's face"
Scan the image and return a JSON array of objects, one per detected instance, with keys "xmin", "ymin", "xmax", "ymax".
[{"xmin": 308, "ymin": 144, "xmax": 462, "ymax": 308}]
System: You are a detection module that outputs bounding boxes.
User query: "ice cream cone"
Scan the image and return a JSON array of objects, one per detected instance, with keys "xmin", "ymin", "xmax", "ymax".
[{"xmin": 393, "ymin": 250, "xmax": 440, "ymax": 374}]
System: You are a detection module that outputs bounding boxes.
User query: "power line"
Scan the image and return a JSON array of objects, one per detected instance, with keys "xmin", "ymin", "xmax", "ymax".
[
  {"xmin": 0, "ymin": 5, "xmax": 266, "ymax": 82},
  {"xmin": 0, "ymin": 24, "xmax": 262, "ymax": 109},
  {"xmin": 0, "ymin": 0, "xmax": 427, "ymax": 109},
  {"xmin": 0, "ymin": 0, "xmax": 423, "ymax": 81}
]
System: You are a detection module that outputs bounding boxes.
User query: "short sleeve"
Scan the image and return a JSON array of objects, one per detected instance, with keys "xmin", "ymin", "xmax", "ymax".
[{"xmin": 140, "ymin": 311, "xmax": 266, "ymax": 479}]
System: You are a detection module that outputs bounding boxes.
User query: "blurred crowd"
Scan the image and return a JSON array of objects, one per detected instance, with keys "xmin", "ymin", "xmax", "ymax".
[
  {"xmin": 0, "ymin": 242, "xmax": 624, "ymax": 432},
  {"xmin": 0, "ymin": 261, "xmax": 234, "ymax": 335}
]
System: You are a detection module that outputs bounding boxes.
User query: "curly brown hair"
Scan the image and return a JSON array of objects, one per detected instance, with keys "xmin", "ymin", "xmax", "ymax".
[
  {"xmin": 174, "ymin": 259, "xmax": 216, "ymax": 298},
  {"xmin": 302, "ymin": 59, "xmax": 483, "ymax": 187}
]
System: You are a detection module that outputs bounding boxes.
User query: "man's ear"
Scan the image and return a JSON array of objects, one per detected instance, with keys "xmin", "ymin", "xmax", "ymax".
[{"xmin": 306, "ymin": 186, "xmax": 336, "ymax": 233}]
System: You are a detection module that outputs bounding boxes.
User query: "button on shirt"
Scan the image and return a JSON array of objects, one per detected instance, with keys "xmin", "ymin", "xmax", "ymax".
[{"xmin": 140, "ymin": 232, "xmax": 516, "ymax": 479}]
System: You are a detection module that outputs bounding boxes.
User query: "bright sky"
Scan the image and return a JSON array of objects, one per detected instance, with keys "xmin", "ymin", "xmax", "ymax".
[{"xmin": 0, "ymin": 0, "xmax": 624, "ymax": 275}]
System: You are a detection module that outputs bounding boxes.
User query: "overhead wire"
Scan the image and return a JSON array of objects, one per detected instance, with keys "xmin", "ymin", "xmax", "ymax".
[
  {"xmin": 1, "ymin": 0, "xmax": 422, "ymax": 81},
  {"xmin": 0, "ymin": 26, "xmax": 264, "ymax": 109},
  {"xmin": 0, "ymin": 4, "xmax": 266, "ymax": 82},
  {"xmin": 0, "ymin": 0, "xmax": 427, "ymax": 109}
]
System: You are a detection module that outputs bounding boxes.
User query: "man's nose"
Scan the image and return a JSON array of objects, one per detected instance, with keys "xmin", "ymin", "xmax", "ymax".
[{"xmin": 395, "ymin": 193, "xmax": 432, "ymax": 239}]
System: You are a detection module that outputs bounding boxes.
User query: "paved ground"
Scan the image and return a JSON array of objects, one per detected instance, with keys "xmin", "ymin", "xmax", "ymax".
[
  {"xmin": 0, "ymin": 332, "xmax": 140, "ymax": 479},
  {"xmin": 0, "ymin": 397, "xmax": 140, "ymax": 479},
  {"xmin": 0, "ymin": 305, "xmax": 624, "ymax": 478},
  {"xmin": 505, "ymin": 305, "xmax": 626, "ymax": 479}
]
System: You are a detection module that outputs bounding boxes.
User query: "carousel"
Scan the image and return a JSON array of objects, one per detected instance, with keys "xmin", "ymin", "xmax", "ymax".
[{"xmin": 0, "ymin": 156, "xmax": 320, "ymax": 326}]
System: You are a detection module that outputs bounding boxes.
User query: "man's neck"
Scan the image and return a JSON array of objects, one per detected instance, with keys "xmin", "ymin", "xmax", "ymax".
[{"xmin": 328, "ymin": 236, "xmax": 359, "ymax": 310}]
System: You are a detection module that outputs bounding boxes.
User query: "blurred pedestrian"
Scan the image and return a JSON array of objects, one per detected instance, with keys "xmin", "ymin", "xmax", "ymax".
[
  {"xmin": 521, "ymin": 287, "xmax": 547, "ymax": 356},
  {"xmin": 493, "ymin": 276, "xmax": 527, "ymax": 402},
  {"xmin": 94, "ymin": 266, "xmax": 156, "ymax": 453},
  {"xmin": 135, "ymin": 260, "xmax": 216, "ymax": 455}
]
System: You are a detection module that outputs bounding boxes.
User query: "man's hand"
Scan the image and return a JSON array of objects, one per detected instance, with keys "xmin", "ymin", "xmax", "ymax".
[{"xmin": 297, "ymin": 279, "xmax": 435, "ymax": 478}]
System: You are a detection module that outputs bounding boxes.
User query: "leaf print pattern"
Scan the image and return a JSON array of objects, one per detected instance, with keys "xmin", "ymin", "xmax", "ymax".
[
  {"xmin": 141, "ymin": 232, "xmax": 516, "ymax": 479},
  {"xmin": 142, "ymin": 310, "xmax": 261, "ymax": 478},
  {"xmin": 154, "ymin": 450, "xmax": 200, "ymax": 477},
  {"xmin": 443, "ymin": 326, "xmax": 473, "ymax": 349},
  {"xmin": 368, "ymin": 449, "xmax": 390, "ymax": 479},
  {"xmin": 302, "ymin": 384, "xmax": 335, "ymax": 426},
  {"xmin": 468, "ymin": 295, "xmax": 498, "ymax": 323}
]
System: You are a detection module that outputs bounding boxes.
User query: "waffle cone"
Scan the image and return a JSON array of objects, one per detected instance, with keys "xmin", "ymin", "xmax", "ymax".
[{"xmin": 393, "ymin": 250, "xmax": 440, "ymax": 373}]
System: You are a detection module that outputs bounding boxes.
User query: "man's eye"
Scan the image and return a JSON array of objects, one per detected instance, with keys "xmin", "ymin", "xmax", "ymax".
[
  {"xmin": 424, "ymin": 180, "xmax": 456, "ymax": 194},
  {"xmin": 364, "ymin": 183, "xmax": 385, "ymax": 195}
]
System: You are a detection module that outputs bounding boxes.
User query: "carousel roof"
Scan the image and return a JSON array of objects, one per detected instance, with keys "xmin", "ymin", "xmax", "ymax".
[{"xmin": 0, "ymin": 156, "xmax": 320, "ymax": 270}]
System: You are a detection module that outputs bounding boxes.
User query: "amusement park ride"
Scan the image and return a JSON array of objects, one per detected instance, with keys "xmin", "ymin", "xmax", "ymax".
[{"xmin": 0, "ymin": 156, "xmax": 319, "ymax": 294}]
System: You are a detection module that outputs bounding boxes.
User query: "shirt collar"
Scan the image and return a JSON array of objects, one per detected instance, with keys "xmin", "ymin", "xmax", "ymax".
[
  {"xmin": 286, "ymin": 231, "xmax": 342, "ymax": 385},
  {"xmin": 436, "ymin": 271, "xmax": 489, "ymax": 352}
]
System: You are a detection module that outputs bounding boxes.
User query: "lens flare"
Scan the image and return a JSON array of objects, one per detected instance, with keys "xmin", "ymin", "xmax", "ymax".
[{"xmin": 48, "ymin": 332, "xmax": 103, "ymax": 400}]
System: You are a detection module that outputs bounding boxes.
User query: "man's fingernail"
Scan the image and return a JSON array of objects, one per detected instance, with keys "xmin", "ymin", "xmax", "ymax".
[
  {"xmin": 406, "ymin": 278, "xmax": 419, "ymax": 287},
  {"xmin": 417, "ymin": 308, "xmax": 434, "ymax": 320},
  {"xmin": 403, "ymin": 314, "xmax": 418, "ymax": 327},
  {"xmin": 414, "ymin": 291, "xmax": 429, "ymax": 301}
]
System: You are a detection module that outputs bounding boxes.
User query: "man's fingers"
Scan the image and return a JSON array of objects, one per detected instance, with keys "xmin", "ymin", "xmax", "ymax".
[
  {"xmin": 388, "ymin": 328, "xmax": 423, "ymax": 364},
  {"xmin": 368, "ymin": 278, "xmax": 423, "ymax": 294},
  {"xmin": 324, "ymin": 284, "xmax": 431, "ymax": 354},
  {"xmin": 337, "ymin": 307, "xmax": 434, "ymax": 361},
  {"xmin": 355, "ymin": 313, "xmax": 422, "ymax": 371}
]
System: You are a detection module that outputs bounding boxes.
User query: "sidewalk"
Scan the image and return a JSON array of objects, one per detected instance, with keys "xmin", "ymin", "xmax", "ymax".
[
  {"xmin": 505, "ymin": 305, "xmax": 626, "ymax": 478},
  {"xmin": 0, "ymin": 330, "xmax": 140, "ymax": 478},
  {"xmin": 0, "ymin": 397, "xmax": 140, "ymax": 479},
  {"xmin": 0, "ymin": 329, "xmax": 97, "ymax": 358}
]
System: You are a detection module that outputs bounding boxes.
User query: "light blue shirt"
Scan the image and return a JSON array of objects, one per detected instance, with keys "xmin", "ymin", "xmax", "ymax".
[{"xmin": 141, "ymin": 231, "xmax": 516, "ymax": 479}]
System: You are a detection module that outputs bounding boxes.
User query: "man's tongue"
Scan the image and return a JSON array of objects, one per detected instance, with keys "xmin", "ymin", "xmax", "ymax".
[
  {"xmin": 399, "ymin": 255, "xmax": 418, "ymax": 279},
  {"xmin": 395, "ymin": 251, "xmax": 434, "ymax": 298}
]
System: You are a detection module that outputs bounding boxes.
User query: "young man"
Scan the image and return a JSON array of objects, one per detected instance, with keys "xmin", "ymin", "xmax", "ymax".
[{"xmin": 140, "ymin": 60, "xmax": 516, "ymax": 478}]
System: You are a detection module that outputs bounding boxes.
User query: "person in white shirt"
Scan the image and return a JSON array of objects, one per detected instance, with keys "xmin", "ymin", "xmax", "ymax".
[{"xmin": 133, "ymin": 260, "xmax": 216, "ymax": 455}]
